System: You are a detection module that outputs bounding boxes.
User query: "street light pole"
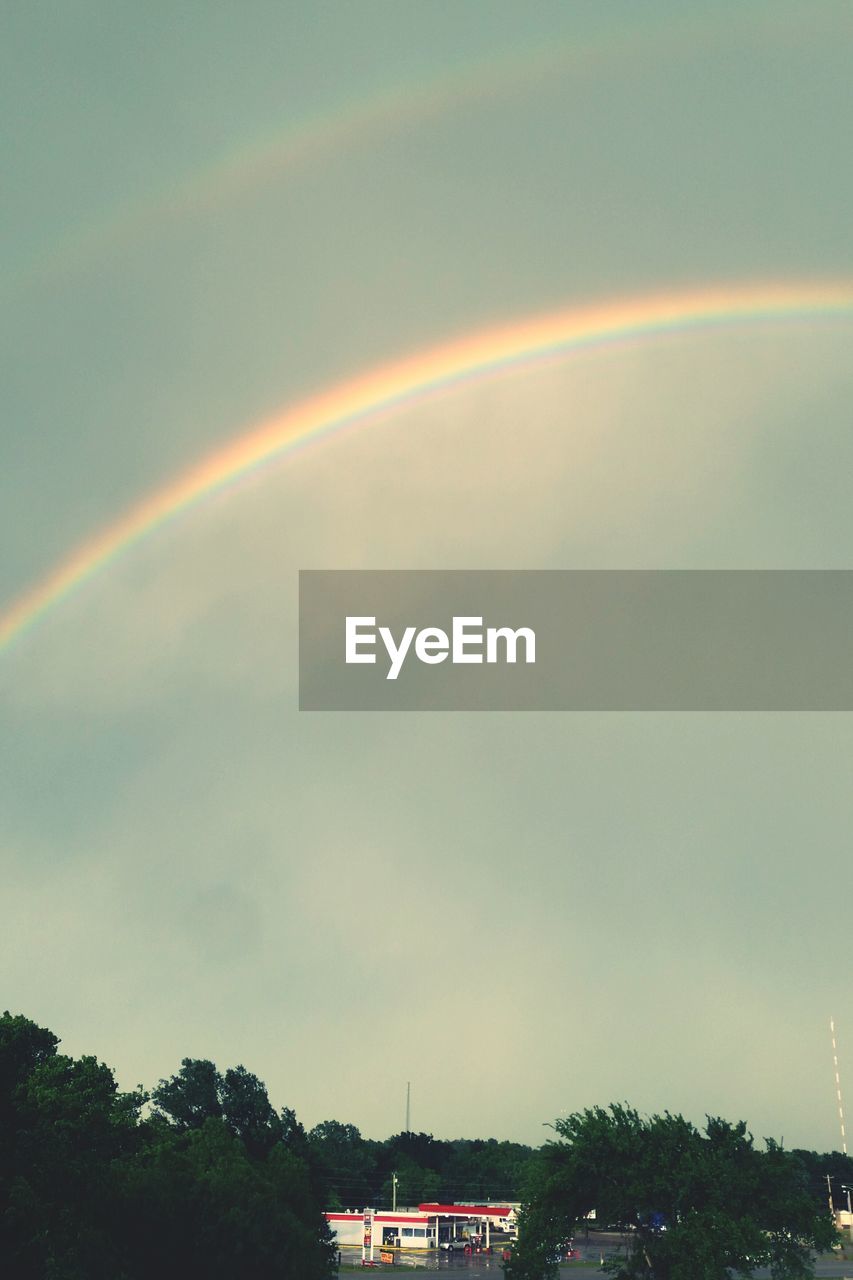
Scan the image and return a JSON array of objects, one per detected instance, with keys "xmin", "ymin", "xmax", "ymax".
[{"xmin": 392, "ymin": 1172, "xmax": 398, "ymax": 1213}]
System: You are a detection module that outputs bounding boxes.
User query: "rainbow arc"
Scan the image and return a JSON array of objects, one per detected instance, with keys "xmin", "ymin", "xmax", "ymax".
[{"xmin": 2, "ymin": 280, "xmax": 853, "ymax": 654}]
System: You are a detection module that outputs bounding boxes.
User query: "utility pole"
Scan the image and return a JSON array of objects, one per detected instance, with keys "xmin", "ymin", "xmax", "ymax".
[
  {"xmin": 392, "ymin": 1172, "xmax": 399, "ymax": 1212},
  {"xmin": 405, "ymin": 1081, "xmax": 410, "ymax": 1134},
  {"xmin": 827, "ymin": 1173, "xmax": 834, "ymax": 1216}
]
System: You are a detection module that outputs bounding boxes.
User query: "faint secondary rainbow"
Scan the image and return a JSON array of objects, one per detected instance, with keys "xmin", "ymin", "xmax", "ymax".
[
  {"xmin": 2, "ymin": 279, "xmax": 853, "ymax": 655},
  {"xmin": 9, "ymin": 4, "xmax": 807, "ymax": 297},
  {"xmin": 8, "ymin": 29, "xmax": 605, "ymax": 292}
]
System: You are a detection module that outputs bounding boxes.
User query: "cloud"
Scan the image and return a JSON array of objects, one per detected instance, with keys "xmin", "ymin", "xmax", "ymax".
[
  {"xmin": 6, "ymin": 323, "xmax": 847, "ymax": 714},
  {"xmin": 3, "ymin": 322, "xmax": 853, "ymax": 1144}
]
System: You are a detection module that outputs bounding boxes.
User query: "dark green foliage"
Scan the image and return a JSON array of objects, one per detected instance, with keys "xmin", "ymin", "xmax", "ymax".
[
  {"xmin": 306, "ymin": 1121, "xmax": 536, "ymax": 1208},
  {"xmin": 442, "ymin": 1138, "xmax": 533, "ymax": 1204},
  {"xmin": 113, "ymin": 1116, "xmax": 333, "ymax": 1279},
  {"xmin": 506, "ymin": 1104, "xmax": 838, "ymax": 1280},
  {"xmin": 6, "ymin": 1012, "xmax": 836, "ymax": 1280},
  {"xmin": 308, "ymin": 1120, "xmax": 377, "ymax": 1208},
  {"xmin": 0, "ymin": 1016, "xmax": 145, "ymax": 1280},
  {"xmin": 220, "ymin": 1065, "xmax": 283, "ymax": 1158},
  {"xmin": 151, "ymin": 1057, "xmax": 222, "ymax": 1130},
  {"xmin": 790, "ymin": 1147, "xmax": 853, "ymax": 1211},
  {"xmin": 152, "ymin": 1058, "xmax": 285, "ymax": 1158},
  {"xmin": 0, "ymin": 1012, "xmax": 334, "ymax": 1279}
]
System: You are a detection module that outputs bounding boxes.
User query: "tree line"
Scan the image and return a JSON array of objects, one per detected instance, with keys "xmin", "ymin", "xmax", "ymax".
[
  {"xmin": 3, "ymin": 1011, "xmax": 852, "ymax": 1279},
  {"xmin": 0, "ymin": 1010, "xmax": 532, "ymax": 1277},
  {"xmin": 307, "ymin": 1119, "xmax": 534, "ymax": 1208}
]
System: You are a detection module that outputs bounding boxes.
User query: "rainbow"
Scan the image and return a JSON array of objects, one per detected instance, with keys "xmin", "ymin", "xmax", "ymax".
[
  {"xmin": 10, "ymin": 4, "xmax": 805, "ymax": 296},
  {"xmin": 2, "ymin": 280, "xmax": 853, "ymax": 655},
  {"xmin": 9, "ymin": 32, "xmax": 597, "ymax": 293}
]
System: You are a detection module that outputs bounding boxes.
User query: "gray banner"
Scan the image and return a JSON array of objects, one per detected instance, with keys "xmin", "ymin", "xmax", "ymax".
[{"xmin": 298, "ymin": 570, "xmax": 853, "ymax": 711}]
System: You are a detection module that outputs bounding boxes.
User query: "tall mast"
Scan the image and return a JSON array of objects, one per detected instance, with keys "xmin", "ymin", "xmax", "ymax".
[{"xmin": 831, "ymin": 1017, "xmax": 848, "ymax": 1154}]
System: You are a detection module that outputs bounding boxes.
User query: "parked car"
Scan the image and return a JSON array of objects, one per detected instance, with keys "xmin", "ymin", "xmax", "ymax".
[{"xmin": 439, "ymin": 1239, "xmax": 470, "ymax": 1252}]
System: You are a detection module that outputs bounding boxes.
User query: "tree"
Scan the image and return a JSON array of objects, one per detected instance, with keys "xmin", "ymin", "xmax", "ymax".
[
  {"xmin": 219, "ymin": 1065, "xmax": 283, "ymax": 1158},
  {"xmin": 0, "ymin": 1013, "xmax": 58, "ymax": 1100},
  {"xmin": 790, "ymin": 1146, "xmax": 853, "ymax": 1213},
  {"xmin": 0, "ymin": 1014, "xmax": 335, "ymax": 1279},
  {"xmin": 153, "ymin": 1059, "xmax": 284, "ymax": 1158},
  {"xmin": 308, "ymin": 1120, "xmax": 377, "ymax": 1207},
  {"xmin": 443, "ymin": 1138, "xmax": 534, "ymax": 1204},
  {"xmin": 0, "ymin": 1013, "xmax": 144, "ymax": 1279},
  {"xmin": 151, "ymin": 1058, "xmax": 223, "ymax": 1130},
  {"xmin": 506, "ymin": 1104, "xmax": 837, "ymax": 1280},
  {"xmin": 116, "ymin": 1116, "xmax": 334, "ymax": 1280}
]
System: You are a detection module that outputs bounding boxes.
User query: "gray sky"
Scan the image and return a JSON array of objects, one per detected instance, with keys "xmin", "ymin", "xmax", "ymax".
[{"xmin": 3, "ymin": 1, "xmax": 853, "ymax": 1150}]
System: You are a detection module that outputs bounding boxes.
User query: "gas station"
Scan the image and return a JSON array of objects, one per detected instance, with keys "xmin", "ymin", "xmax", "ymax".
[
  {"xmin": 325, "ymin": 1202, "xmax": 517, "ymax": 1261},
  {"xmin": 421, "ymin": 1202, "xmax": 517, "ymax": 1251}
]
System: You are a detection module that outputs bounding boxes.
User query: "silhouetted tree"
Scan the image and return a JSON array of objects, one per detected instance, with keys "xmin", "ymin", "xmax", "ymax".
[
  {"xmin": 0, "ymin": 1012, "xmax": 334, "ymax": 1279},
  {"xmin": 507, "ymin": 1104, "xmax": 837, "ymax": 1280}
]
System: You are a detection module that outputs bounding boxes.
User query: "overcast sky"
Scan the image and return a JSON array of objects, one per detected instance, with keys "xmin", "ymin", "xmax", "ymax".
[{"xmin": 3, "ymin": 1, "xmax": 853, "ymax": 1151}]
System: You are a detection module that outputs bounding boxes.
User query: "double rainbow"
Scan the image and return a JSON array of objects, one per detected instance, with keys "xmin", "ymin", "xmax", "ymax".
[{"xmin": 2, "ymin": 280, "xmax": 852, "ymax": 655}]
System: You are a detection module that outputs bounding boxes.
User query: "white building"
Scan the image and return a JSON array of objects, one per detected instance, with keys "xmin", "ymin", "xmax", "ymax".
[
  {"xmin": 326, "ymin": 1202, "xmax": 517, "ymax": 1253},
  {"xmin": 326, "ymin": 1210, "xmax": 435, "ymax": 1251}
]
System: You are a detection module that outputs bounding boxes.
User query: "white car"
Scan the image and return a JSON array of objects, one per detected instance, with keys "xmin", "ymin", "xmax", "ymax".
[{"xmin": 439, "ymin": 1239, "xmax": 470, "ymax": 1252}]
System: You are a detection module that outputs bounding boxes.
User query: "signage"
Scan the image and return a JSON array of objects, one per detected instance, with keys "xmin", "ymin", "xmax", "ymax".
[{"xmin": 362, "ymin": 1208, "xmax": 374, "ymax": 1263}]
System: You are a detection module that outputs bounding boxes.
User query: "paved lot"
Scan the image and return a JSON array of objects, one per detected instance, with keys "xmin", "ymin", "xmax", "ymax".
[{"xmin": 338, "ymin": 1242, "xmax": 853, "ymax": 1277}]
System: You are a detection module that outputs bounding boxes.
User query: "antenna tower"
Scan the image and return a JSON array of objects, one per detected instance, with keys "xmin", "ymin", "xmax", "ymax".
[{"xmin": 830, "ymin": 1017, "xmax": 848, "ymax": 1155}]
